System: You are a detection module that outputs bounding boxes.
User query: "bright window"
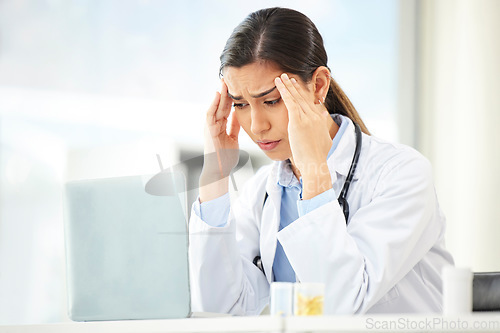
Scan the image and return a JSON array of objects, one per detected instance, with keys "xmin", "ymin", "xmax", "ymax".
[{"xmin": 0, "ymin": 0, "xmax": 398, "ymax": 324}]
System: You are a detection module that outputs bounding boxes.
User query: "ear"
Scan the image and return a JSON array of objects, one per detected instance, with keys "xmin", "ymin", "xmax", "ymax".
[{"xmin": 311, "ymin": 66, "xmax": 331, "ymax": 104}]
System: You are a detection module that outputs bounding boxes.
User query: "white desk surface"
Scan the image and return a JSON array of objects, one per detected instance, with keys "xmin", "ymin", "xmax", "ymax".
[{"xmin": 1, "ymin": 314, "xmax": 500, "ymax": 333}]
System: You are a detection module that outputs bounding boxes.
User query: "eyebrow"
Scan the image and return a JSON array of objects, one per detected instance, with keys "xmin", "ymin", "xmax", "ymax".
[{"xmin": 227, "ymin": 86, "xmax": 277, "ymax": 101}]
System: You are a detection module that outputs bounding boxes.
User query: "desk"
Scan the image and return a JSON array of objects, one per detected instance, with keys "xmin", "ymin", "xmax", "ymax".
[{"xmin": 1, "ymin": 314, "xmax": 500, "ymax": 333}]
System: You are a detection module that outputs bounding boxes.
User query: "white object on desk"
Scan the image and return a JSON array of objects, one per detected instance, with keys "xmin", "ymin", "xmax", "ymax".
[{"xmin": 442, "ymin": 266, "xmax": 473, "ymax": 315}]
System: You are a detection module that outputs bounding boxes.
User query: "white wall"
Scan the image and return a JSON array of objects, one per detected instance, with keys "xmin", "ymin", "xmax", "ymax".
[{"xmin": 417, "ymin": 0, "xmax": 500, "ymax": 271}]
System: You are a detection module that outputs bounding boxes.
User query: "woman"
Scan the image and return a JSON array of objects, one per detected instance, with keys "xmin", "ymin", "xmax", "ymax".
[{"xmin": 188, "ymin": 7, "xmax": 454, "ymax": 315}]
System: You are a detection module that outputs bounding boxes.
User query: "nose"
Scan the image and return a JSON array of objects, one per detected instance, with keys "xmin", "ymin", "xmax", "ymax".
[{"xmin": 250, "ymin": 106, "xmax": 270, "ymax": 135}]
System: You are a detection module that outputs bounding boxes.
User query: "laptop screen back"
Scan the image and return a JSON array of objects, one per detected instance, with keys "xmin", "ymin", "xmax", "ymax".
[{"xmin": 63, "ymin": 173, "xmax": 190, "ymax": 321}]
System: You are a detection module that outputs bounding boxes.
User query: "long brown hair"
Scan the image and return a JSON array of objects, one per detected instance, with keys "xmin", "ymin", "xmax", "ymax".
[{"xmin": 219, "ymin": 7, "xmax": 370, "ymax": 135}]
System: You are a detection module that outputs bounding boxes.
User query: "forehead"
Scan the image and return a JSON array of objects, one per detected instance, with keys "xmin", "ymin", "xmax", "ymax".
[{"xmin": 223, "ymin": 61, "xmax": 282, "ymax": 97}]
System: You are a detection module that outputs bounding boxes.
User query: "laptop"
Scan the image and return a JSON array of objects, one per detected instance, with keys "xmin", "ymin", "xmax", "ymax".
[{"xmin": 63, "ymin": 172, "xmax": 191, "ymax": 321}]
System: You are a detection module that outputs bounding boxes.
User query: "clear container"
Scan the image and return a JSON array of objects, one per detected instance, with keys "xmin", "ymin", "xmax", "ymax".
[
  {"xmin": 294, "ymin": 282, "xmax": 325, "ymax": 316},
  {"xmin": 270, "ymin": 282, "xmax": 294, "ymax": 316}
]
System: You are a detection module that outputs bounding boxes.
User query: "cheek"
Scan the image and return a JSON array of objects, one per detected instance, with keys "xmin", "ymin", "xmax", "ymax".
[{"xmin": 234, "ymin": 110, "xmax": 252, "ymax": 133}]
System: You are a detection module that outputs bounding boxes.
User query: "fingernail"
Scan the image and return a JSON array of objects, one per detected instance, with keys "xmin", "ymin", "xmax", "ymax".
[
  {"xmin": 282, "ymin": 73, "xmax": 289, "ymax": 80},
  {"xmin": 291, "ymin": 78, "xmax": 297, "ymax": 84}
]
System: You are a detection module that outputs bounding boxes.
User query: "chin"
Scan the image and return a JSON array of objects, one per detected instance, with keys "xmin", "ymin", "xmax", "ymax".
[{"xmin": 262, "ymin": 150, "xmax": 290, "ymax": 162}]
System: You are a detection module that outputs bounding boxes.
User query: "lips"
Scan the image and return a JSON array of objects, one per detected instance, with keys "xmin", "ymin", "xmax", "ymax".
[{"xmin": 257, "ymin": 140, "xmax": 281, "ymax": 151}]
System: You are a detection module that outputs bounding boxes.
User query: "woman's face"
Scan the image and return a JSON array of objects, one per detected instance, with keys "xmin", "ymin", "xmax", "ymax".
[{"xmin": 224, "ymin": 61, "xmax": 314, "ymax": 161}]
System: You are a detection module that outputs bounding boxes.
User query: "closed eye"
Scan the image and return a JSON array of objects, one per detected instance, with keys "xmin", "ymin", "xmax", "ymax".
[
  {"xmin": 264, "ymin": 98, "xmax": 281, "ymax": 106},
  {"xmin": 233, "ymin": 98, "xmax": 281, "ymax": 109},
  {"xmin": 233, "ymin": 103, "xmax": 248, "ymax": 109}
]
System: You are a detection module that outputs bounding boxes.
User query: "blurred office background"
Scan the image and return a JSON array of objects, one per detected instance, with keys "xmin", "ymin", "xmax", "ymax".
[{"xmin": 0, "ymin": 0, "xmax": 498, "ymax": 324}]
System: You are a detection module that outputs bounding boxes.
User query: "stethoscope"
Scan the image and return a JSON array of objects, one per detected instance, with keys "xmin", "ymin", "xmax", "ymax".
[
  {"xmin": 338, "ymin": 122, "xmax": 362, "ymax": 222},
  {"xmin": 254, "ymin": 122, "xmax": 362, "ymax": 276}
]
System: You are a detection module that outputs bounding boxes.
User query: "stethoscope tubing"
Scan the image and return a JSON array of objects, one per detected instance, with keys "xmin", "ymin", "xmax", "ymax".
[{"xmin": 338, "ymin": 122, "xmax": 362, "ymax": 222}]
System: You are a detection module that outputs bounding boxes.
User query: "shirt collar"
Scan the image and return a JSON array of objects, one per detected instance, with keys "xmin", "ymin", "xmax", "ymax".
[
  {"xmin": 327, "ymin": 115, "xmax": 361, "ymax": 180},
  {"xmin": 327, "ymin": 114, "xmax": 349, "ymax": 159},
  {"xmin": 277, "ymin": 159, "xmax": 300, "ymax": 188}
]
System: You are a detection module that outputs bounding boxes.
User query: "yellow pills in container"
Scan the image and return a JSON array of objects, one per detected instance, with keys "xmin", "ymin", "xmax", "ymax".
[{"xmin": 293, "ymin": 282, "xmax": 325, "ymax": 316}]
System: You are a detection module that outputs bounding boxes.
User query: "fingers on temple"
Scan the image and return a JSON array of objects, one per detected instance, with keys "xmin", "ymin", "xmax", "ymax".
[
  {"xmin": 216, "ymin": 80, "xmax": 233, "ymax": 121},
  {"xmin": 207, "ymin": 91, "xmax": 221, "ymax": 121},
  {"xmin": 275, "ymin": 75, "xmax": 301, "ymax": 120},
  {"xmin": 282, "ymin": 74, "xmax": 312, "ymax": 114}
]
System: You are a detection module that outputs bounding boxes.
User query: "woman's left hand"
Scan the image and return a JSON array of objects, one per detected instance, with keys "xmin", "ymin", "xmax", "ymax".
[{"xmin": 275, "ymin": 73, "xmax": 333, "ymax": 199}]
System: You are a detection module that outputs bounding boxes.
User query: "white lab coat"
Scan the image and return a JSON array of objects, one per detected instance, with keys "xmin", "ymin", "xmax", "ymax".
[{"xmin": 188, "ymin": 118, "xmax": 454, "ymax": 315}]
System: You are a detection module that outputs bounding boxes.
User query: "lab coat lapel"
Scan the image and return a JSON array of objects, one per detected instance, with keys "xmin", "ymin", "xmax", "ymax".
[{"xmin": 260, "ymin": 163, "xmax": 281, "ymax": 284}]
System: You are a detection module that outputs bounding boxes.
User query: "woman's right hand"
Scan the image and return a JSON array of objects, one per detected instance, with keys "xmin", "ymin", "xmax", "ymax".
[{"xmin": 199, "ymin": 80, "xmax": 240, "ymax": 202}]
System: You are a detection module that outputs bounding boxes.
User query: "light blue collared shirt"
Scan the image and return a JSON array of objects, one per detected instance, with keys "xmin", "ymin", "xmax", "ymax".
[{"xmin": 195, "ymin": 114, "xmax": 349, "ymax": 282}]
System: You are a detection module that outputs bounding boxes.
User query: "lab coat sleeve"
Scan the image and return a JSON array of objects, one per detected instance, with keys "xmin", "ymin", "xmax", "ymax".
[
  {"xmin": 188, "ymin": 168, "xmax": 270, "ymax": 315},
  {"xmin": 277, "ymin": 151, "xmax": 443, "ymax": 314}
]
